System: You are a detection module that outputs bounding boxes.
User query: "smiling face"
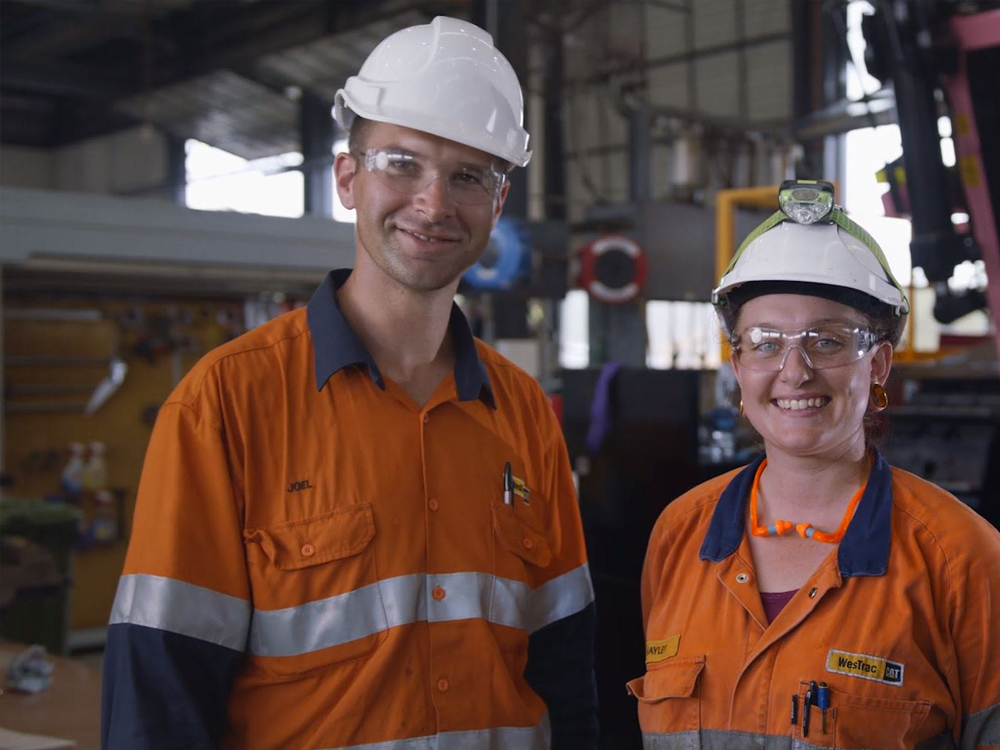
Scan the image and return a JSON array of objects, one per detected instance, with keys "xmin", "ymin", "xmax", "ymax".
[
  {"xmin": 334, "ymin": 121, "xmax": 508, "ymax": 294},
  {"xmin": 731, "ymin": 294, "xmax": 893, "ymax": 462}
]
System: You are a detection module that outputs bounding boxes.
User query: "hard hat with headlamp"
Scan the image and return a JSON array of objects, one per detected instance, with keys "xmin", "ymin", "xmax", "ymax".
[
  {"xmin": 334, "ymin": 16, "xmax": 532, "ymax": 168},
  {"xmin": 713, "ymin": 180, "xmax": 909, "ymax": 320}
]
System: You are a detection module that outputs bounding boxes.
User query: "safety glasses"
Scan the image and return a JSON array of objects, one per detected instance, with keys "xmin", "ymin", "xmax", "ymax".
[
  {"xmin": 732, "ymin": 324, "xmax": 878, "ymax": 371},
  {"xmin": 355, "ymin": 148, "xmax": 505, "ymax": 206}
]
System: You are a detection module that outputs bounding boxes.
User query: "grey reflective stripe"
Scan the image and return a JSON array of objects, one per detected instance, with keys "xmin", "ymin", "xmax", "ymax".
[
  {"xmin": 420, "ymin": 566, "xmax": 594, "ymax": 633},
  {"xmin": 109, "ymin": 573, "xmax": 251, "ymax": 651},
  {"xmin": 963, "ymin": 700, "xmax": 1000, "ymax": 749},
  {"xmin": 316, "ymin": 715, "xmax": 550, "ymax": 750},
  {"xmin": 382, "ymin": 573, "xmax": 426, "ymax": 628},
  {"xmin": 249, "ymin": 566, "xmax": 593, "ymax": 656},
  {"xmin": 643, "ymin": 730, "xmax": 701, "ymax": 750},
  {"xmin": 250, "ymin": 579, "xmax": 390, "ymax": 657},
  {"xmin": 247, "ymin": 572, "xmax": 496, "ymax": 657},
  {"xmin": 644, "ymin": 729, "xmax": 957, "ymax": 750},
  {"xmin": 114, "ymin": 564, "xmax": 593, "ymax": 657},
  {"xmin": 251, "ymin": 572, "xmax": 500, "ymax": 657},
  {"xmin": 527, "ymin": 564, "xmax": 595, "ymax": 632},
  {"xmin": 491, "ymin": 566, "xmax": 596, "ymax": 633},
  {"xmin": 644, "ymin": 730, "xmax": 841, "ymax": 750},
  {"xmin": 426, "ymin": 571, "xmax": 495, "ymax": 624},
  {"xmin": 491, "ymin": 573, "xmax": 531, "ymax": 630}
]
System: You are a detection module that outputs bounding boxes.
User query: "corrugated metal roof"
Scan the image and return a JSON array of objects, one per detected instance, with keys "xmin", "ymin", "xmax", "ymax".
[
  {"xmin": 255, "ymin": 11, "xmax": 428, "ymax": 102},
  {"xmin": 113, "ymin": 8, "xmax": 430, "ymax": 159},
  {"xmin": 116, "ymin": 70, "xmax": 298, "ymax": 158}
]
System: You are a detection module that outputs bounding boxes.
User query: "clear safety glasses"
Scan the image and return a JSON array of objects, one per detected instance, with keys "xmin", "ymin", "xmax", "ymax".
[
  {"xmin": 355, "ymin": 148, "xmax": 506, "ymax": 206},
  {"xmin": 731, "ymin": 324, "xmax": 878, "ymax": 372}
]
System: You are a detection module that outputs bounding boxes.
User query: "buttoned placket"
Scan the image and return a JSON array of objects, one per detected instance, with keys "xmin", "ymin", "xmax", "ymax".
[
  {"xmin": 716, "ymin": 535, "xmax": 844, "ymax": 738},
  {"xmin": 309, "ymin": 270, "xmax": 508, "ymax": 736},
  {"xmin": 419, "ymin": 385, "xmax": 463, "ymax": 724},
  {"xmin": 420, "ymin": 398, "xmax": 442, "ymax": 718}
]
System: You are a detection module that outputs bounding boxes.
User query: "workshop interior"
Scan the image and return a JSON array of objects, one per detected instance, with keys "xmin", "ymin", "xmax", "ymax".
[{"xmin": 2, "ymin": 0, "xmax": 1000, "ymax": 747}]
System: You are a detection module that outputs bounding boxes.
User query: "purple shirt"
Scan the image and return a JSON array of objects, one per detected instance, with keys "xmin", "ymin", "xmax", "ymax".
[{"xmin": 761, "ymin": 590, "xmax": 797, "ymax": 624}]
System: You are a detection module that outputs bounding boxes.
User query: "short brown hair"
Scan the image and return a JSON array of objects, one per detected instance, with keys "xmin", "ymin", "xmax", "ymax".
[{"xmin": 348, "ymin": 116, "xmax": 374, "ymax": 155}]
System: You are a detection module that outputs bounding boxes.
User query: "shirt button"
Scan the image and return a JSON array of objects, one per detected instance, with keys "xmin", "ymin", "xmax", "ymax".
[
  {"xmin": 423, "ymin": 414, "xmax": 430, "ymax": 424},
  {"xmin": 522, "ymin": 537, "xmax": 534, "ymax": 550},
  {"xmin": 809, "ymin": 587, "xmax": 818, "ymax": 598},
  {"xmin": 437, "ymin": 678, "xmax": 450, "ymax": 692},
  {"xmin": 301, "ymin": 543, "xmax": 315, "ymax": 557},
  {"xmin": 428, "ymin": 498, "xmax": 440, "ymax": 511},
  {"xmin": 432, "ymin": 586, "xmax": 446, "ymax": 601},
  {"xmin": 735, "ymin": 573, "xmax": 749, "ymax": 583}
]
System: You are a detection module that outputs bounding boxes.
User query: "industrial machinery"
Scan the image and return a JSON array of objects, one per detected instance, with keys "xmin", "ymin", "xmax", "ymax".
[
  {"xmin": 857, "ymin": 0, "xmax": 1000, "ymax": 532},
  {"xmin": 862, "ymin": 0, "xmax": 1000, "ymax": 334}
]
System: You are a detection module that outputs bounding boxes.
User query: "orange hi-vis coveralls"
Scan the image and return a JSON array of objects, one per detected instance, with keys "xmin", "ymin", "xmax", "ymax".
[
  {"xmin": 102, "ymin": 270, "xmax": 598, "ymax": 750},
  {"xmin": 631, "ymin": 452, "xmax": 1000, "ymax": 749}
]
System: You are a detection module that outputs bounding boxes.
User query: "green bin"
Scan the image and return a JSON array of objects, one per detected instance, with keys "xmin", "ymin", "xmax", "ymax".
[{"xmin": 0, "ymin": 497, "xmax": 82, "ymax": 655}]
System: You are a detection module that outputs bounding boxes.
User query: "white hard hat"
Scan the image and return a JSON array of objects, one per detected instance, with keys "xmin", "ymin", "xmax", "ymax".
[
  {"xmin": 713, "ymin": 208, "xmax": 909, "ymax": 316},
  {"xmin": 334, "ymin": 16, "xmax": 531, "ymax": 167}
]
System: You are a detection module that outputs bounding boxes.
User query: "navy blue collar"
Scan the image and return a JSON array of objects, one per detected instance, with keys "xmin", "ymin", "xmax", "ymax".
[
  {"xmin": 306, "ymin": 269, "xmax": 496, "ymax": 408},
  {"xmin": 699, "ymin": 449, "xmax": 893, "ymax": 578}
]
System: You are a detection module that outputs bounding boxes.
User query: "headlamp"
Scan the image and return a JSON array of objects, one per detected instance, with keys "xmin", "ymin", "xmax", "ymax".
[{"xmin": 778, "ymin": 180, "xmax": 835, "ymax": 225}]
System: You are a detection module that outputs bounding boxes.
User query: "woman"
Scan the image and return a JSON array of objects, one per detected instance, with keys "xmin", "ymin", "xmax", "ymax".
[{"xmin": 629, "ymin": 181, "xmax": 1000, "ymax": 749}]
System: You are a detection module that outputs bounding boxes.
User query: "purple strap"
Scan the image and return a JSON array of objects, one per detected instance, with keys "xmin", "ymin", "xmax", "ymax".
[{"xmin": 585, "ymin": 362, "xmax": 623, "ymax": 455}]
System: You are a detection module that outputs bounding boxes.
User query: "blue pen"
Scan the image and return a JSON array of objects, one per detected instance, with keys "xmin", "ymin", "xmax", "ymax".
[
  {"xmin": 816, "ymin": 682, "xmax": 830, "ymax": 733},
  {"xmin": 503, "ymin": 462, "xmax": 513, "ymax": 506}
]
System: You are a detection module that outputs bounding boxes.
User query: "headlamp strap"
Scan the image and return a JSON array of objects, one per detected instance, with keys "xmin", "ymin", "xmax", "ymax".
[
  {"xmin": 724, "ymin": 209, "xmax": 785, "ymax": 277},
  {"xmin": 720, "ymin": 207, "xmax": 909, "ymax": 315},
  {"xmin": 828, "ymin": 209, "xmax": 907, "ymax": 302}
]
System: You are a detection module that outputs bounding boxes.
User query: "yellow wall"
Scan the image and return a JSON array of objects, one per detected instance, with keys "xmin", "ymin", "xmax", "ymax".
[{"xmin": 4, "ymin": 299, "xmax": 245, "ymax": 630}]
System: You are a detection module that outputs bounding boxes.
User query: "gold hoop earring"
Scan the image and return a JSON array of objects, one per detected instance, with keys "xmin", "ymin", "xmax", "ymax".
[
  {"xmin": 871, "ymin": 382, "xmax": 889, "ymax": 410},
  {"xmin": 738, "ymin": 398, "xmax": 744, "ymax": 417}
]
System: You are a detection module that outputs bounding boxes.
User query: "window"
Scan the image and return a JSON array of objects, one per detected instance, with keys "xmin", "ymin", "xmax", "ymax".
[{"xmin": 185, "ymin": 140, "xmax": 304, "ymax": 218}]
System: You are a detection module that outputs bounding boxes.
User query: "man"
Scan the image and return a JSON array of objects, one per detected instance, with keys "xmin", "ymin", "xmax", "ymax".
[{"xmin": 102, "ymin": 16, "xmax": 598, "ymax": 750}]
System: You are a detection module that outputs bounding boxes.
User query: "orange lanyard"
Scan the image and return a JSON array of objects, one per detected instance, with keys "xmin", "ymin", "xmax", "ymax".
[{"xmin": 749, "ymin": 458, "xmax": 869, "ymax": 543}]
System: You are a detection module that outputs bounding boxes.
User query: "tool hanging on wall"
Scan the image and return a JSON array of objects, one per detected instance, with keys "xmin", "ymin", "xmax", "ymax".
[{"xmin": 85, "ymin": 356, "xmax": 128, "ymax": 416}]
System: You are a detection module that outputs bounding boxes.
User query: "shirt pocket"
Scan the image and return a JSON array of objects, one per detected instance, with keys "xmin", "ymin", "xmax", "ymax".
[
  {"xmin": 492, "ymin": 499, "xmax": 553, "ymax": 569},
  {"xmin": 791, "ymin": 682, "xmax": 933, "ymax": 749},
  {"xmin": 627, "ymin": 655, "xmax": 705, "ymax": 740},
  {"xmin": 489, "ymin": 499, "xmax": 553, "ymax": 631},
  {"xmin": 243, "ymin": 503, "xmax": 388, "ymax": 676}
]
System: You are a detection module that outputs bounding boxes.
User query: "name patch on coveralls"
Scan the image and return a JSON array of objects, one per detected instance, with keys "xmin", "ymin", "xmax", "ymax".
[
  {"xmin": 826, "ymin": 649, "xmax": 904, "ymax": 686},
  {"xmin": 646, "ymin": 636, "xmax": 680, "ymax": 664}
]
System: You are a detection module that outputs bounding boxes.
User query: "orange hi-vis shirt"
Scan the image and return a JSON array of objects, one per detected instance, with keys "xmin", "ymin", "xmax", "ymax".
[
  {"xmin": 631, "ymin": 452, "xmax": 1000, "ymax": 750},
  {"xmin": 102, "ymin": 270, "xmax": 597, "ymax": 750}
]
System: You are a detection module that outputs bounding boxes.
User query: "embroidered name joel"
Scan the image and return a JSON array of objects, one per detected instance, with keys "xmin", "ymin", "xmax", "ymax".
[{"xmin": 287, "ymin": 479, "xmax": 314, "ymax": 493}]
